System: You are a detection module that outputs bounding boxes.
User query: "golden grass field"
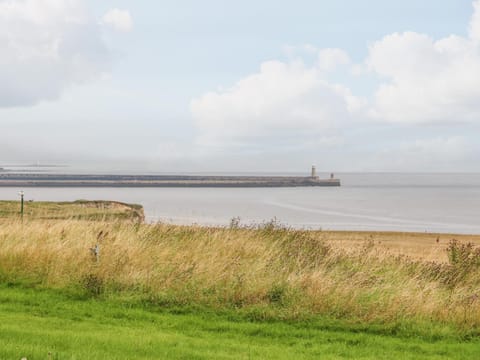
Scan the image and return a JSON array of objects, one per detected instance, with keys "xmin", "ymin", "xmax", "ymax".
[
  {"xmin": 316, "ymin": 230, "xmax": 480, "ymax": 262},
  {"xmin": 0, "ymin": 199, "xmax": 144, "ymax": 222},
  {"xmin": 1, "ymin": 200, "xmax": 479, "ymax": 335}
]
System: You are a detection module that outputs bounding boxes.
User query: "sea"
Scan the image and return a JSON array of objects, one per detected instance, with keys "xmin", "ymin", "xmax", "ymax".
[{"xmin": 0, "ymin": 172, "xmax": 479, "ymax": 234}]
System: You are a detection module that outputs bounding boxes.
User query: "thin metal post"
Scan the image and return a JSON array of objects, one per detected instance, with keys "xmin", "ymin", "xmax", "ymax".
[{"xmin": 19, "ymin": 190, "xmax": 24, "ymax": 219}]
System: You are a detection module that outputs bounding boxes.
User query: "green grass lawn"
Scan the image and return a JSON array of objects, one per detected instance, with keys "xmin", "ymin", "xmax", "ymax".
[{"xmin": 0, "ymin": 285, "xmax": 479, "ymax": 359}]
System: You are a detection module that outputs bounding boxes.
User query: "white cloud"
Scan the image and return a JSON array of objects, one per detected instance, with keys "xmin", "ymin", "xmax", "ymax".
[
  {"xmin": 191, "ymin": 59, "xmax": 364, "ymax": 148},
  {"xmin": 102, "ymin": 8, "xmax": 133, "ymax": 33},
  {"xmin": 367, "ymin": 1, "xmax": 480, "ymax": 124},
  {"xmin": 193, "ymin": 0, "xmax": 480, "ymax": 149},
  {"xmin": 367, "ymin": 32, "xmax": 480, "ymax": 124},
  {"xmin": 0, "ymin": 0, "xmax": 129, "ymax": 108},
  {"xmin": 318, "ymin": 48, "xmax": 350, "ymax": 71},
  {"xmin": 470, "ymin": 0, "xmax": 480, "ymax": 42}
]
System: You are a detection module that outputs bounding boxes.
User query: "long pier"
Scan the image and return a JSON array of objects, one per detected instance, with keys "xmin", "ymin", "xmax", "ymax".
[{"xmin": 0, "ymin": 173, "xmax": 341, "ymax": 188}]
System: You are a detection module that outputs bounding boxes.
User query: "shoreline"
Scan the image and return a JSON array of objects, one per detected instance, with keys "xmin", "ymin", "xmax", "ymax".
[
  {"xmin": 1, "ymin": 199, "xmax": 479, "ymax": 238},
  {"xmin": 1, "ymin": 198, "xmax": 478, "ymax": 236},
  {"xmin": 145, "ymin": 216, "xmax": 480, "ymax": 236}
]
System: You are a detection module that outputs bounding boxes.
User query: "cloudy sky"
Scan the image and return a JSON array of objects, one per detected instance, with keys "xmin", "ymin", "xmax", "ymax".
[{"xmin": 1, "ymin": 0, "xmax": 479, "ymax": 173}]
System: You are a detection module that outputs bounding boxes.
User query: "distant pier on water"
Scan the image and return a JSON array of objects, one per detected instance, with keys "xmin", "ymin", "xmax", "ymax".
[{"xmin": 0, "ymin": 166, "xmax": 341, "ymax": 188}]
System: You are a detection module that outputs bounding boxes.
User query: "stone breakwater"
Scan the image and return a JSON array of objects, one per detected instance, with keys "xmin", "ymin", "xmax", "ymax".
[{"xmin": 0, "ymin": 174, "xmax": 341, "ymax": 187}]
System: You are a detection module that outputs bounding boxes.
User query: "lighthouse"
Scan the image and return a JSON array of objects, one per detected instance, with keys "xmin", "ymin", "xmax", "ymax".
[{"xmin": 311, "ymin": 165, "xmax": 319, "ymax": 179}]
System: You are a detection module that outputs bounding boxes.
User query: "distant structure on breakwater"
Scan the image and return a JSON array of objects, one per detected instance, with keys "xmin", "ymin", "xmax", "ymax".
[{"xmin": 0, "ymin": 167, "xmax": 341, "ymax": 188}]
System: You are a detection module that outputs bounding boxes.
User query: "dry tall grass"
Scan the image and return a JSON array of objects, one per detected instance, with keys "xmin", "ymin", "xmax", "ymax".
[
  {"xmin": 0, "ymin": 200, "xmax": 144, "ymax": 222},
  {"xmin": 1, "ymin": 218, "xmax": 479, "ymax": 332}
]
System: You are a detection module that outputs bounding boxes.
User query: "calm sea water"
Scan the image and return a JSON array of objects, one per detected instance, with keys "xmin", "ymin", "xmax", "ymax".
[{"xmin": 1, "ymin": 173, "xmax": 479, "ymax": 234}]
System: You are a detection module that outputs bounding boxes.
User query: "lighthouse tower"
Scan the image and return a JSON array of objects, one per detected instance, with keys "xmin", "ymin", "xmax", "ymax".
[{"xmin": 311, "ymin": 165, "xmax": 319, "ymax": 179}]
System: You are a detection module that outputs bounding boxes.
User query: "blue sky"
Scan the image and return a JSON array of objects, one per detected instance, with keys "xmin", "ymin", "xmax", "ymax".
[{"xmin": 1, "ymin": 0, "xmax": 479, "ymax": 172}]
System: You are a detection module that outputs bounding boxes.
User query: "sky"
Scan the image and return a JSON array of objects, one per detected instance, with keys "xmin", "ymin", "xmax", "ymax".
[{"xmin": 1, "ymin": 0, "xmax": 479, "ymax": 173}]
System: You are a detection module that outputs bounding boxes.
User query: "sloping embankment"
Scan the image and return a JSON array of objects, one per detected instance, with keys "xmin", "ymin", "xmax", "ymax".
[{"xmin": 0, "ymin": 200, "xmax": 144, "ymax": 222}]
